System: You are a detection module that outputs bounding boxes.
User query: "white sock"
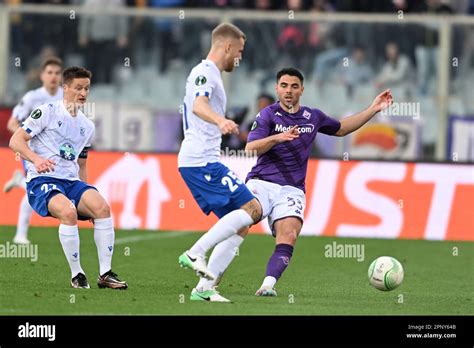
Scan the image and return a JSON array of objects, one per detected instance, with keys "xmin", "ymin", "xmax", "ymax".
[
  {"xmin": 59, "ymin": 224, "xmax": 84, "ymax": 278},
  {"xmin": 262, "ymin": 276, "xmax": 277, "ymax": 289},
  {"xmin": 14, "ymin": 195, "xmax": 32, "ymax": 240},
  {"xmin": 196, "ymin": 234, "xmax": 244, "ymax": 292},
  {"xmin": 94, "ymin": 217, "xmax": 115, "ymax": 276},
  {"xmin": 189, "ymin": 209, "xmax": 253, "ymax": 257}
]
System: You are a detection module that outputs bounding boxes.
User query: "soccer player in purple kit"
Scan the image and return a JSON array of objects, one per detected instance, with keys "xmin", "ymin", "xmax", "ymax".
[{"xmin": 245, "ymin": 67, "xmax": 393, "ymax": 296}]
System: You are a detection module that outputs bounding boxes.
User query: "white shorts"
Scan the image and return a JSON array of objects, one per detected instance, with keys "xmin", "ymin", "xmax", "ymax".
[{"xmin": 246, "ymin": 179, "xmax": 306, "ymax": 236}]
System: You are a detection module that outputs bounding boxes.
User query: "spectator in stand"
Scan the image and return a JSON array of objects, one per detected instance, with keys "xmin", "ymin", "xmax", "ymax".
[
  {"xmin": 337, "ymin": 46, "xmax": 374, "ymax": 98},
  {"xmin": 147, "ymin": 0, "xmax": 186, "ymax": 73},
  {"xmin": 276, "ymin": 0, "xmax": 311, "ymax": 69},
  {"xmin": 375, "ymin": 42, "xmax": 414, "ymax": 97},
  {"xmin": 79, "ymin": 0, "xmax": 129, "ymax": 84},
  {"xmin": 24, "ymin": 46, "xmax": 58, "ymax": 91},
  {"xmin": 236, "ymin": 0, "xmax": 279, "ymax": 72},
  {"xmin": 413, "ymin": 0, "xmax": 454, "ymax": 95}
]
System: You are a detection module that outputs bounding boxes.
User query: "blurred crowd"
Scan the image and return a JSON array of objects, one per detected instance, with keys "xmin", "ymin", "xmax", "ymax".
[
  {"xmin": 2, "ymin": 0, "xmax": 474, "ymax": 157},
  {"xmin": 2, "ymin": 0, "xmax": 474, "ymax": 13},
  {"xmin": 7, "ymin": 0, "xmax": 474, "ymax": 96}
]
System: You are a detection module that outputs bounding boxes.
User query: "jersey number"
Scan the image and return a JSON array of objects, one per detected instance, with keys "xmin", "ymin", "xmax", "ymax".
[
  {"xmin": 41, "ymin": 183, "xmax": 58, "ymax": 194},
  {"xmin": 221, "ymin": 171, "xmax": 242, "ymax": 192}
]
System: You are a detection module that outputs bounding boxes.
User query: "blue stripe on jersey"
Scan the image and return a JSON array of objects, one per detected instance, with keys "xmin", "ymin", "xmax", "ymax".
[{"xmin": 183, "ymin": 102, "xmax": 189, "ymax": 130}]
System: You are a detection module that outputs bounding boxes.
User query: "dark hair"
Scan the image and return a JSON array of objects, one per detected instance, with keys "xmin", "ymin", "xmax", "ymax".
[
  {"xmin": 41, "ymin": 57, "xmax": 62, "ymax": 71},
  {"xmin": 257, "ymin": 93, "xmax": 275, "ymax": 103},
  {"xmin": 276, "ymin": 68, "xmax": 304, "ymax": 84},
  {"xmin": 62, "ymin": 66, "xmax": 92, "ymax": 85}
]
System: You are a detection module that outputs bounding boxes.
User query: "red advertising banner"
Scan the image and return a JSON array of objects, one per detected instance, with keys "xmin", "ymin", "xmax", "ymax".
[{"xmin": 0, "ymin": 148, "xmax": 472, "ymax": 241}]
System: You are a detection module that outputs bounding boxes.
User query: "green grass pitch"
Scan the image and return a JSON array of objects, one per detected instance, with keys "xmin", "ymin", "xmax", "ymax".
[{"xmin": 0, "ymin": 226, "xmax": 472, "ymax": 315}]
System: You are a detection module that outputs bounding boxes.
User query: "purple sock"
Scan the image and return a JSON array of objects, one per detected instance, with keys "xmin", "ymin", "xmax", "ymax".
[{"xmin": 265, "ymin": 243, "xmax": 294, "ymax": 280}]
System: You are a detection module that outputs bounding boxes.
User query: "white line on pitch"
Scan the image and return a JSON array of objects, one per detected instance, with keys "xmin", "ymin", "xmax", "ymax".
[{"xmin": 115, "ymin": 231, "xmax": 194, "ymax": 245}]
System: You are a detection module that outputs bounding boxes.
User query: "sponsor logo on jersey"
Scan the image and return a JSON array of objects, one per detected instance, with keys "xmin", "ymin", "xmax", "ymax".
[
  {"xmin": 274, "ymin": 123, "xmax": 314, "ymax": 133},
  {"xmin": 195, "ymin": 75, "xmax": 207, "ymax": 86},
  {"xmin": 275, "ymin": 111, "xmax": 282, "ymax": 117},
  {"xmin": 30, "ymin": 109, "xmax": 42, "ymax": 119},
  {"xmin": 59, "ymin": 143, "xmax": 76, "ymax": 161}
]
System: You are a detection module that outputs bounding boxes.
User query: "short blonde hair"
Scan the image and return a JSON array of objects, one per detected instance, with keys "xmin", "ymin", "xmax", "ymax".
[{"xmin": 211, "ymin": 23, "xmax": 246, "ymax": 44}]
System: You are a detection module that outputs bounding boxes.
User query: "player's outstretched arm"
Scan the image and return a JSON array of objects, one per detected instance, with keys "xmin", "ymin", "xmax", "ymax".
[
  {"xmin": 335, "ymin": 89, "xmax": 393, "ymax": 137},
  {"xmin": 245, "ymin": 125, "xmax": 299, "ymax": 156},
  {"xmin": 193, "ymin": 96, "xmax": 239, "ymax": 135},
  {"xmin": 9, "ymin": 128, "xmax": 55, "ymax": 173}
]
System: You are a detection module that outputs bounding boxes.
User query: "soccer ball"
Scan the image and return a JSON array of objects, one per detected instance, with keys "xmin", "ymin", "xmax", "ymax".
[{"xmin": 368, "ymin": 256, "xmax": 404, "ymax": 291}]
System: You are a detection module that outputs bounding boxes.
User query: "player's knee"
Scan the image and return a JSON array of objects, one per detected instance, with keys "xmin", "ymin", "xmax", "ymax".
[
  {"xmin": 60, "ymin": 208, "xmax": 78, "ymax": 225},
  {"xmin": 281, "ymin": 230, "xmax": 298, "ymax": 245},
  {"xmin": 94, "ymin": 201, "xmax": 111, "ymax": 219}
]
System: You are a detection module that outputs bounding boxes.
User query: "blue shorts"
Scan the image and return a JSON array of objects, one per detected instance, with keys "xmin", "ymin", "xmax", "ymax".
[
  {"xmin": 26, "ymin": 176, "xmax": 97, "ymax": 220},
  {"xmin": 179, "ymin": 162, "xmax": 254, "ymax": 218}
]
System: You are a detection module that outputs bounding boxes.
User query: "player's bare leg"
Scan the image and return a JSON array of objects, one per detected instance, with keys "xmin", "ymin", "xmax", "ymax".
[
  {"xmin": 256, "ymin": 217, "xmax": 302, "ymax": 297},
  {"xmin": 179, "ymin": 198, "xmax": 261, "ymax": 281},
  {"xmin": 48, "ymin": 193, "xmax": 89, "ymax": 289},
  {"xmin": 77, "ymin": 189, "xmax": 127, "ymax": 290}
]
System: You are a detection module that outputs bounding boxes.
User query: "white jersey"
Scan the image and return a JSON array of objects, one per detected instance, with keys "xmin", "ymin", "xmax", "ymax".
[
  {"xmin": 12, "ymin": 86, "xmax": 63, "ymax": 122},
  {"xmin": 178, "ymin": 59, "xmax": 227, "ymax": 167},
  {"xmin": 21, "ymin": 100, "xmax": 95, "ymax": 182}
]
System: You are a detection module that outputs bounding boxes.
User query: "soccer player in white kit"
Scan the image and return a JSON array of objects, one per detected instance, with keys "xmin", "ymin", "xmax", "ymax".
[
  {"xmin": 9, "ymin": 66, "xmax": 128, "ymax": 290},
  {"xmin": 177, "ymin": 23, "xmax": 262, "ymax": 302},
  {"xmin": 3, "ymin": 58, "xmax": 63, "ymax": 244}
]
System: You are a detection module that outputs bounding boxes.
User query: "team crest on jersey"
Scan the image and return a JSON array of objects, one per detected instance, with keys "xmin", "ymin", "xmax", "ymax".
[
  {"xmin": 303, "ymin": 110, "xmax": 311, "ymax": 119},
  {"xmin": 30, "ymin": 109, "xmax": 42, "ymax": 119},
  {"xmin": 195, "ymin": 75, "xmax": 207, "ymax": 86},
  {"xmin": 57, "ymin": 121, "xmax": 62, "ymax": 127},
  {"xmin": 251, "ymin": 121, "xmax": 258, "ymax": 131},
  {"xmin": 80, "ymin": 127, "xmax": 85, "ymax": 136},
  {"xmin": 59, "ymin": 143, "xmax": 76, "ymax": 161}
]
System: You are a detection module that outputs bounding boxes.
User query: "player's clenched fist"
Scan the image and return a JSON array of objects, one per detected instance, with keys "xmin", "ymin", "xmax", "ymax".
[
  {"xmin": 275, "ymin": 125, "xmax": 299, "ymax": 143},
  {"xmin": 34, "ymin": 157, "xmax": 55, "ymax": 173},
  {"xmin": 218, "ymin": 118, "xmax": 239, "ymax": 135}
]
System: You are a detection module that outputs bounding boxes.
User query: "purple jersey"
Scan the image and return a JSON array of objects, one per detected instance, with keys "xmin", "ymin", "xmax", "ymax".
[{"xmin": 246, "ymin": 102, "xmax": 341, "ymax": 192}]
